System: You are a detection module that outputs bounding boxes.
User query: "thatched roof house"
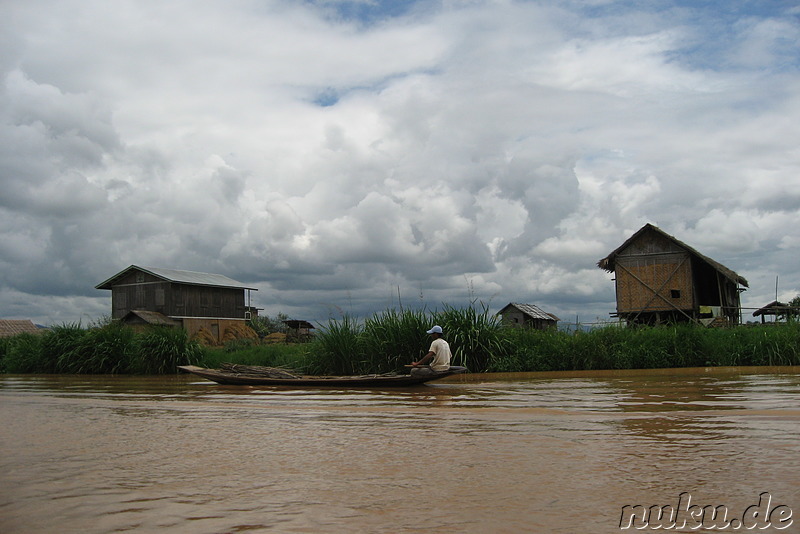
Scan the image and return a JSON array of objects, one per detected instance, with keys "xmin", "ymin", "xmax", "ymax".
[
  {"xmin": 598, "ymin": 224, "xmax": 748, "ymax": 326},
  {"xmin": 752, "ymin": 301, "xmax": 799, "ymax": 323},
  {"xmin": 0, "ymin": 319, "xmax": 44, "ymax": 337}
]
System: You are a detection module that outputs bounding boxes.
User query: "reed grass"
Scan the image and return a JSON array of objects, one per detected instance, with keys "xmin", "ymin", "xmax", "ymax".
[
  {"xmin": 57, "ymin": 322, "xmax": 136, "ymax": 374},
  {"xmin": 45, "ymin": 323, "xmax": 87, "ymax": 373},
  {"xmin": 132, "ymin": 327, "xmax": 202, "ymax": 374},
  {"xmin": 1, "ymin": 323, "xmax": 199, "ymax": 374},
  {"xmin": 199, "ymin": 341, "xmax": 312, "ymax": 370},
  {"xmin": 488, "ymin": 322, "xmax": 800, "ymax": 372},
  {"xmin": 362, "ymin": 308, "xmax": 431, "ymax": 372},
  {"xmin": 0, "ymin": 333, "xmax": 46, "ymax": 373},
  {"xmin": 308, "ymin": 314, "xmax": 366, "ymax": 375},
  {"xmin": 432, "ymin": 304, "xmax": 506, "ymax": 372},
  {"xmin": 2, "ymin": 313, "xmax": 799, "ymax": 375},
  {"xmin": 306, "ymin": 305, "xmax": 507, "ymax": 374}
]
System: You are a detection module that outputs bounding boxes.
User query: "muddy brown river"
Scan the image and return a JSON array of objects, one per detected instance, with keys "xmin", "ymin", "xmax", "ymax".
[{"xmin": 1, "ymin": 367, "xmax": 799, "ymax": 533}]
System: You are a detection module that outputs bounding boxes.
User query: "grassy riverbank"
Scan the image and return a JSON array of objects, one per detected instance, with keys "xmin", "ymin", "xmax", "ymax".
[{"xmin": 2, "ymin": 308, "xmax": 799, "ymax": 374}]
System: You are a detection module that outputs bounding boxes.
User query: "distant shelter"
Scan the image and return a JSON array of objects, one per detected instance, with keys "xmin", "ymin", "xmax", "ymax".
[
  {"xmin": 283, "ymin": 319, "xmax": 315, "ymax": 342},
  {"xmin": 498, "ymin": 303, "xmax": 560, "ymax": 330},
  {"xmin": 752, "ymin": 301, "xmax": 799, "ymax": 324}
]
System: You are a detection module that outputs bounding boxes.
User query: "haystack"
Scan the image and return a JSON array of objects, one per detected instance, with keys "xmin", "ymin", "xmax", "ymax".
[
  {"xmin": 222, "ymin": 323, "xmax": 259, "ymax": 343},
  {"xmin": 192, "ymin": 327, "xmax": 217, "ymax": 346}
]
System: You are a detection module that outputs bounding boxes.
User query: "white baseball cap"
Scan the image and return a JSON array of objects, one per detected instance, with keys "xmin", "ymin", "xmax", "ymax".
[{"xmin": 426, "ymin": 325, "xmax": 443, "ymax": 334}]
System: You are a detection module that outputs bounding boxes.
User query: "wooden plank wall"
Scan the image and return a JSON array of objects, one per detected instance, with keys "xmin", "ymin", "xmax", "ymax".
[{"xmin": 111, "ymin": 282, "xmax": 246, "ymax": 319}]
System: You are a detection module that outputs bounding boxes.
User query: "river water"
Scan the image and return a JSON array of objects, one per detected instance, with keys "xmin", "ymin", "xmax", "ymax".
[{"xmin": 1, "ymin": 367, "xmax": 799, "ymax": 533}]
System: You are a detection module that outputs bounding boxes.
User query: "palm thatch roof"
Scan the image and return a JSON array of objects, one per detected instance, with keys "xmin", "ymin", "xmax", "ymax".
[
  {"xmin": 597, "ymin": 223, "xmax": 748, "ymax": 287},
  {"xmin": 752, "ymin": 301, "xmax": 798, "ymax": 317},
  {"xmin": 0, "ymin": 319, "xmax": 44, "ymax": 337}
]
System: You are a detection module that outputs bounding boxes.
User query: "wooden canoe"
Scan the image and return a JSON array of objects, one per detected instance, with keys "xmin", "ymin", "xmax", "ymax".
[{"xmin": 178, "ymin": 364, "xmax": 468, "ymax": 387}]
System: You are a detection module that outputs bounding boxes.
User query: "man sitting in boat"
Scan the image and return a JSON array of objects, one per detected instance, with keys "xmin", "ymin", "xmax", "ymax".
[{"xmin": 410, "ymin": 326, "xmax": 452, "ymax": 376}]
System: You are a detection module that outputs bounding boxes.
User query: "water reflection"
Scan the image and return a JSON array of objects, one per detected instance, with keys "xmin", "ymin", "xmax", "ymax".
[{"xmin": 2, "ymin": 367, "xmax": 799, "ymax": 534}]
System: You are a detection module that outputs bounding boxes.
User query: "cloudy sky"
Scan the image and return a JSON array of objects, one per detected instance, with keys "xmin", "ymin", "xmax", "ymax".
[{"xmin": 2, "ymin": 0, "xmax": 799, "ymax": 327}]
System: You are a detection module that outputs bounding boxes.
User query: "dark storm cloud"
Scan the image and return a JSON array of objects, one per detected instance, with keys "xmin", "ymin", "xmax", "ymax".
[{"xmin": 1, "ymin": 0, "xmax": 799, "ymax": 325}]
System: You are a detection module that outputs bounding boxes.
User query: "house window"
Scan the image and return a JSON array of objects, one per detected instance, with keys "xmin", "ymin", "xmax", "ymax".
[{"xmin": 671, "ymin": 289, "xmax": 681, "ymax": 299}]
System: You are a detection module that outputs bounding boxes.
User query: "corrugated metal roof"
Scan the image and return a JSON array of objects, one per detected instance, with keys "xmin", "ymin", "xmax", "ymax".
[
  {"xmin": 96, "ymin": 265, "xmax": 257, "ymax": 290},
  {"xmin": 499, "ymin": 303, "xmax": 560, "ymax": 322}
]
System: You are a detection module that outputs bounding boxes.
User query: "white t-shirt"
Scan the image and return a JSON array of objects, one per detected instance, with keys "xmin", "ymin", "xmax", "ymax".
[{"xmin": 428, "ymin": 337, "xmax": 452, "ymax": 371}]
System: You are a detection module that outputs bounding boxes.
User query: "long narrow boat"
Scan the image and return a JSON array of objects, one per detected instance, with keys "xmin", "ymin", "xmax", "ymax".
[{"xmin": 178, "ymin": 364, "xmax": 468, "ymax": 387}]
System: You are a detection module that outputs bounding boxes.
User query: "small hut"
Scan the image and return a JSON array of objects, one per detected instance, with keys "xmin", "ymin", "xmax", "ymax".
[
  {"xmin": 498, "ymin": 303, "xmax": 560, "ymax": 330},
  {"xmin": 283, "ymin": 320, "xmax": 315, "ymax": 342},
  {"xmin": 752, "ymin": 301, "xmax": 799, "ymax": 323},
  {"xmin": 598, "ymin": 224, "xmax": 748, "ymax": 326}
]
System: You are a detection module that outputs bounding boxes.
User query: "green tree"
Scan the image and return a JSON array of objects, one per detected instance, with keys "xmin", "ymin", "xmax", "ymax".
[
  {"xmin": 787, "ymin": 294, "xmax": 800, "ymax": 322},
  {"xmin": 248, "ymin": 313, "xmax": 290, "ymax": 338}
]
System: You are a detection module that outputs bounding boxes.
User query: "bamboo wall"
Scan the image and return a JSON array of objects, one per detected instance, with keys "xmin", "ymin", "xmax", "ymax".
[{"xmin": 615, "ymin": 252, "xmax": 694, "ymax": 314}]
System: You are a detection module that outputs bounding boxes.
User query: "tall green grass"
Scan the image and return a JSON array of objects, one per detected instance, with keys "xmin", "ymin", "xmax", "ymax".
[
  {"xmin": 0, "ymin": 323, "xmax": 201, "ymax": 374},
  {"xmin": 0, "ymin": 332, "xmax": 46, "ymax": 373},
  {"xmin": 199, "ymin": 341, "xmax": 312, "ymax": 370},
  {"xmin": 309, "ymin": 314, "xmax": 366, "ymax": 375},
  {"xmin": 308, "ymin": 305, "xmax": 506, "ymax": 374},
  {"xmin": 132, "ymin": 327, "xmax": 202, "ymax": 374},
  {"xmin": 2, "ymin": 313, "xmax": 799, "ymax": 375},
  {"xmin": 55, "ymin": 322, "xmax": 136, "ymax": 374},
  {"xmin": 488, "ymin": 322, "xmax": 800, "ymax": 372},
  {"xmin": 433, "ymin": 304, "xmax": 506, "ymax": 371}
]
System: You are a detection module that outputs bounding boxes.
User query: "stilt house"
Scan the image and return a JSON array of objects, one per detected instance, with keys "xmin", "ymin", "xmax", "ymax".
[
  {"xmin": 96, "ymin": 265, "xmax": 257, "ymax": 344},
  {"xmin": 283, "ymin": 319, "xmax": 315, "ymax": 342},
  {"xmin": 598, "ymin": 224, "xmax": 748, "ymax": 326}
]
